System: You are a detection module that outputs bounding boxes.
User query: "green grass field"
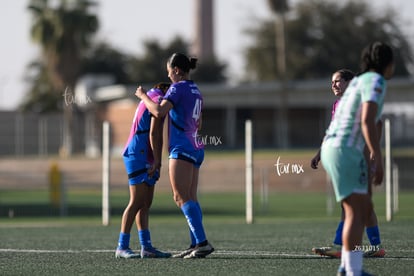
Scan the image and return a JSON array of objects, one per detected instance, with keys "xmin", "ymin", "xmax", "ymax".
[{"xmin": 0, "ymin": 190, "xmax": 413, "ymax": 275}]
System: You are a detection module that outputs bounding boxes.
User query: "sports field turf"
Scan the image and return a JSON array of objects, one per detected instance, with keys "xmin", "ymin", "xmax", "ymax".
[{"xmin": 1, "ymin": 191, "xmax": 413, "ymax": 275}]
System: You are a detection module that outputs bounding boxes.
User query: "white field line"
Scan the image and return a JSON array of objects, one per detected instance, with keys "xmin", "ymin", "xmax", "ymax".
[{"xmin": 0, "ymin": 248, "xmax": 413, "ymax": 260}]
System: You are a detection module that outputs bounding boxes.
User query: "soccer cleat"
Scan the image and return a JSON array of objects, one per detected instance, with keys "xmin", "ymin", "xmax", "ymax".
[
  {"xmin": 312, "ymin": 245, "xmax": 341, "ymax": 258},
  {"xmin": 337, "ymin": 268, "xmax": 374, "ymax": 276},
  {"xmin": 363, "ymin": 246, "xmax": 385, "ymax": 258},
  {"xmin": 140, "ymin": 247, "xmax": 171, "ymax": 258},
  {"xmin": 172, "ymin": 247, "xmax": 195, "ymax": 258},
  {"xmin": 115, "ymin": 248, "xmax": 140, "ymax": 259},
  {"xmin": 336, "ymin": 267, "xmax": 346, "ymax": 276},
  {"xmin": 183, "ymin": 242, "xmax": 214, "ymax": 259}
]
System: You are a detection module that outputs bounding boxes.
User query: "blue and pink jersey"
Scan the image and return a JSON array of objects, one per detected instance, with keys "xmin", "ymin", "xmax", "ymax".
[
  {"xmin": 163, "ymin": 80, "xmax": 204, "ymax": 153},
  {"xmin": 331, "ymin": 99, "xmax": 340, "ymax": 120},
  {"xmin": 123, "ymin": 88, "xmax": 164, "ymax": 163}
]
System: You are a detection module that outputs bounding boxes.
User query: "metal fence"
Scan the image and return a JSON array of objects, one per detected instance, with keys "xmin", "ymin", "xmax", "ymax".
[
  {"xmin": 0, "ymin": 111, "xmax": 88, "ymax": 156},
  {"xmin": 1, "ymin": 108, "xmax": 414, "ymax": 157}
]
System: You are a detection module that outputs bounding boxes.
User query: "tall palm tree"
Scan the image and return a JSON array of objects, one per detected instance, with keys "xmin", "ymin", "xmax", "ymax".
[
  {"xmin": 28, "ymin": 0, "xmax": 99, "ymax": 156},
  {"xmin": 268, "ymin": 0, "xmax": 289, "ymax": 148}
]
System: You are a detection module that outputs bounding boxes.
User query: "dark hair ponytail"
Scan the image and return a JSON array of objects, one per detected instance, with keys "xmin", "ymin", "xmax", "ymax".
[
  {"xmin": 168, "ymin": 53, "xmax": 198, "ymax": 73},
  {"xmin": 360, "ymin": 42, "xmax": 394, "ymax": 75}
]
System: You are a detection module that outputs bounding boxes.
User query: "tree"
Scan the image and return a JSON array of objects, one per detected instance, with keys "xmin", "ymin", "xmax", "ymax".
[
  {"xmin": 129, "ymin": 36, "xmax": 227, "ymax": 84},
  {"xmin": 20, "ymin": 60, "xmax": 62, "ymax": 113},
  {"xmin": 128, "ymin": 37, "xmax": 186, "ymax": 84},
  {"xmin": 28, "ymin": 0, "xmax": 99, "ymax": 155},
  {"xmin": 81, "ymin": 42, "xmax": 133, "ymax": 84},
  {"xmin": 191, "ymin": 57, "xmax": 227, "ymax": 83},
  {"xmin": 245, "ymin": 0, "xmax": 413, "ymax": 81}
]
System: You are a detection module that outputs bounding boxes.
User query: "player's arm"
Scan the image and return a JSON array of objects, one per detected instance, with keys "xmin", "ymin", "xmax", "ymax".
[
  {"xmin": 361, "ymin": 101, "xmax": 383, "ymax": 185},
  {"xmin": 135, "ymin": 86, "xmax": 172, "ymax": 118},
  {"xmin": 376, "ymin": 119, "xmax": 383, "ymax": 140},
  {"xmin": 148, "ymin": 115, "xmax": 164, "ymax": 176}
]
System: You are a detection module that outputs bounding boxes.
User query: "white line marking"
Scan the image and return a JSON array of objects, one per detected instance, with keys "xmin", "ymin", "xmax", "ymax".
[
  {"xmin": 0, "ymin": 249, "xmax": 413, "ymax": 260},
  {"xmin": 0, "ymin": 249, "xmax": 113, "ymax": 253}
]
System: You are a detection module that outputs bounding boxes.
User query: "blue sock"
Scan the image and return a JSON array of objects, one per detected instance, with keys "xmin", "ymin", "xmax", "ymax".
[
  {"xmin": 188, "ymin": 202, "xmax": 203, "ymax": 246},
  {"xmin": 333, "ymin": 221, "xmax": 344, "ymax": 245},
  {"xmin": 117, "ymin": 232, "xmax": 130, "ymax": 250},
  {"xmin": 189, "ymin": 227, "xmax": 196, "ymax": 247},
  {"xmin": 139, "ymin": 229, "xmax": 152, "ymax": 249},
  {"xmin": 181, "ymin": 200, "xmax": 206, "ymax": 244},
  {"xmin": 195, "ymin": 202, "xmax": 203, "ymax": 218},
  {"xmin": 366, "ymin": 226, "xmax": 381, "ymax": 245}
]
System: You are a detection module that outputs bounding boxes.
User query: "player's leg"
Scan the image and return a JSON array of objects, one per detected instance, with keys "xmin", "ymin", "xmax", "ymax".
[
  {"xmin": 170, "ymin": 158, "xmax": 193, "ymax": 206},
  {"xmin": 170, "ymin": 159, "xmax": 213, "ymax": 258},
  {"xmin": 336, "ymin": 205, "xmax": 346, "ymax": 270},
  {"xmin": 364, "ymin": 166, "xmax": 385, "ymax": 258},
  {"xmin": 312, "ymin": 192, "xmax": 345, "ymax": 258},
  {"xmin": 342, "ymin": 193, "xmax": 373, "ymax": 275},
  {"xmin": 183, "ymin": 166, "xmax": 214, "ymax": 259},
  {"xmin": 312, "ymin": 208, "xmax": 344, "ymax": 258},
  {"xmin": 135, "ymin": 183, "xmax": 152, "ymax": 255},
  {"xmin": 364, "ymin": 209, "xmax": 385, "ymax": 257},
  {"xmin": 186, "ymin": 165, "xmax": 200, "ymax": 252},
  {"xmin": 186, "ymin": 152, "xmax": 205, "ymax": 253},
  {"xmin": 116, "ymin": 184, "xmax": 141, "ymax": 258},
  {"xmin": 335, "ymin": 205, "xmax": 345, "ymax": 245},
  {"xmin": 136, "ymin": 183, "xmax": 171, "ymax": 258},
  {"xmin": 170, "ymin": 158, "xmax": 196, "ymax": 258},
  {"xmin": 191, "ymin": 166, "xmax": 203, "ymax": 241}
]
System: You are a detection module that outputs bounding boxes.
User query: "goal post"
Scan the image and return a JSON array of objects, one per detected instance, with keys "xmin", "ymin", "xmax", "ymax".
[
  {"xmin": 385, "ymin": 118, "xmax": 395, "ymax": 222},
  {"xmin": 245, "ymin": 120, "xmax": 253, "ymax": 224},
  {"xmin": 102, "ymin": 121, "xmax": 111, "ymax": 226}
]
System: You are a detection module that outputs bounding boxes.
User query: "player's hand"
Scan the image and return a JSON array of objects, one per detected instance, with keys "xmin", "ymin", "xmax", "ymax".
[
  {"xmin": 371, "ymin": 154, "xmax": 384, "ymax": 185},
  {"xmin": 147, "ymin": 162, "xmax": 161, "ymax": 177},
  {"xmin": 135, "ymin": 86, "xmax": 146, "ymax": 99},
  {"xmin": 310, "ymin": 153, "xmax": 320, "ymax": 169}
]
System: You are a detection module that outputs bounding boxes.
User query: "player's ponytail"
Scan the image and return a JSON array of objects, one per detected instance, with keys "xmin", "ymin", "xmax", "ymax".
[
  {"xmin": 189, "ymin": 58, "xmax": 198, "ymax": 70},
  {"xmin": 168, "ymin": 53, "xmax": 198, "ymax": 73}
]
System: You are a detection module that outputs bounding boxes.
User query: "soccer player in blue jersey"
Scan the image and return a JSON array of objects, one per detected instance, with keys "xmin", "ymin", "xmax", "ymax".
[
  {"xmin": 115, "ymin": 83, "xmax": 172, "ymax": 259},
  {"xmin": 311, "ymin": 70, "xmax": 385, "ymax": 259},
  {"xmin": 135, "ymin": 53, "xmax": 214, "ymax": 259},
  {"xmin": 321, "ymin": 42, "xmax": 394, "ymax": 276}
]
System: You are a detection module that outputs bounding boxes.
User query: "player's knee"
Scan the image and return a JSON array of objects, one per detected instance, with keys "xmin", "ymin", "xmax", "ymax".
[
  {"xmin": 125, "ymin": 202, "xmax": 140, "ymax": 215},
  {"xmin": 364, "ymin": 199, "xmax": 374, "ymax": 221},
  {"xmin": 172, "ymin": 193, "xmax": 185, "ymax": 207}
]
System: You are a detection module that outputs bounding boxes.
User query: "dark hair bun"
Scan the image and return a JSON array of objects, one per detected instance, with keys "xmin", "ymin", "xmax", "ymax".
[
  {"xmin": 168, "ymin": 53, "xmax": 197, "ymax": 73},
  {"xmin": 189, "ymin": 58, "xmax": 198, "ymax": 70}
]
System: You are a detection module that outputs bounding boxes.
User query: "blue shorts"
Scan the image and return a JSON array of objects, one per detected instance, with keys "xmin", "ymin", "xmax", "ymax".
[
  {"xmin": 321, "ymin": 145, "xmax": 368, "ymax": 202},
  {"xmin": 169, "ymin": 148, "xmax": 204, "ymax": 168},
  {"xmin": 123, "ymin": 155, "xmax": 159, "ymax": 186}
]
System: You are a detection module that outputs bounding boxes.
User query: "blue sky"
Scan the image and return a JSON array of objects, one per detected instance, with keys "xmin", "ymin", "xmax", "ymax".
[{"xmin": 0, "ymin": 0, "xmax": 413, "ymax": 110}]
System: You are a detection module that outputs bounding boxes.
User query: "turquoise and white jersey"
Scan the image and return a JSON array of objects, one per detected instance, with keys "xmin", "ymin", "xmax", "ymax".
[{"xmin": 323, "ymin": 72, "xmax": 387, "ymax": 152}]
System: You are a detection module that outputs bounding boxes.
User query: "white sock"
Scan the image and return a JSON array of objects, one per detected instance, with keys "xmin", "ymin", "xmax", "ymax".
[
  {"xmin": 344, "ymin": 249, "xmax": 363, "ymax": 276},
  {"xmin": 340, "ymin": 246, "xmax": 346, "ymax": 269}
]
